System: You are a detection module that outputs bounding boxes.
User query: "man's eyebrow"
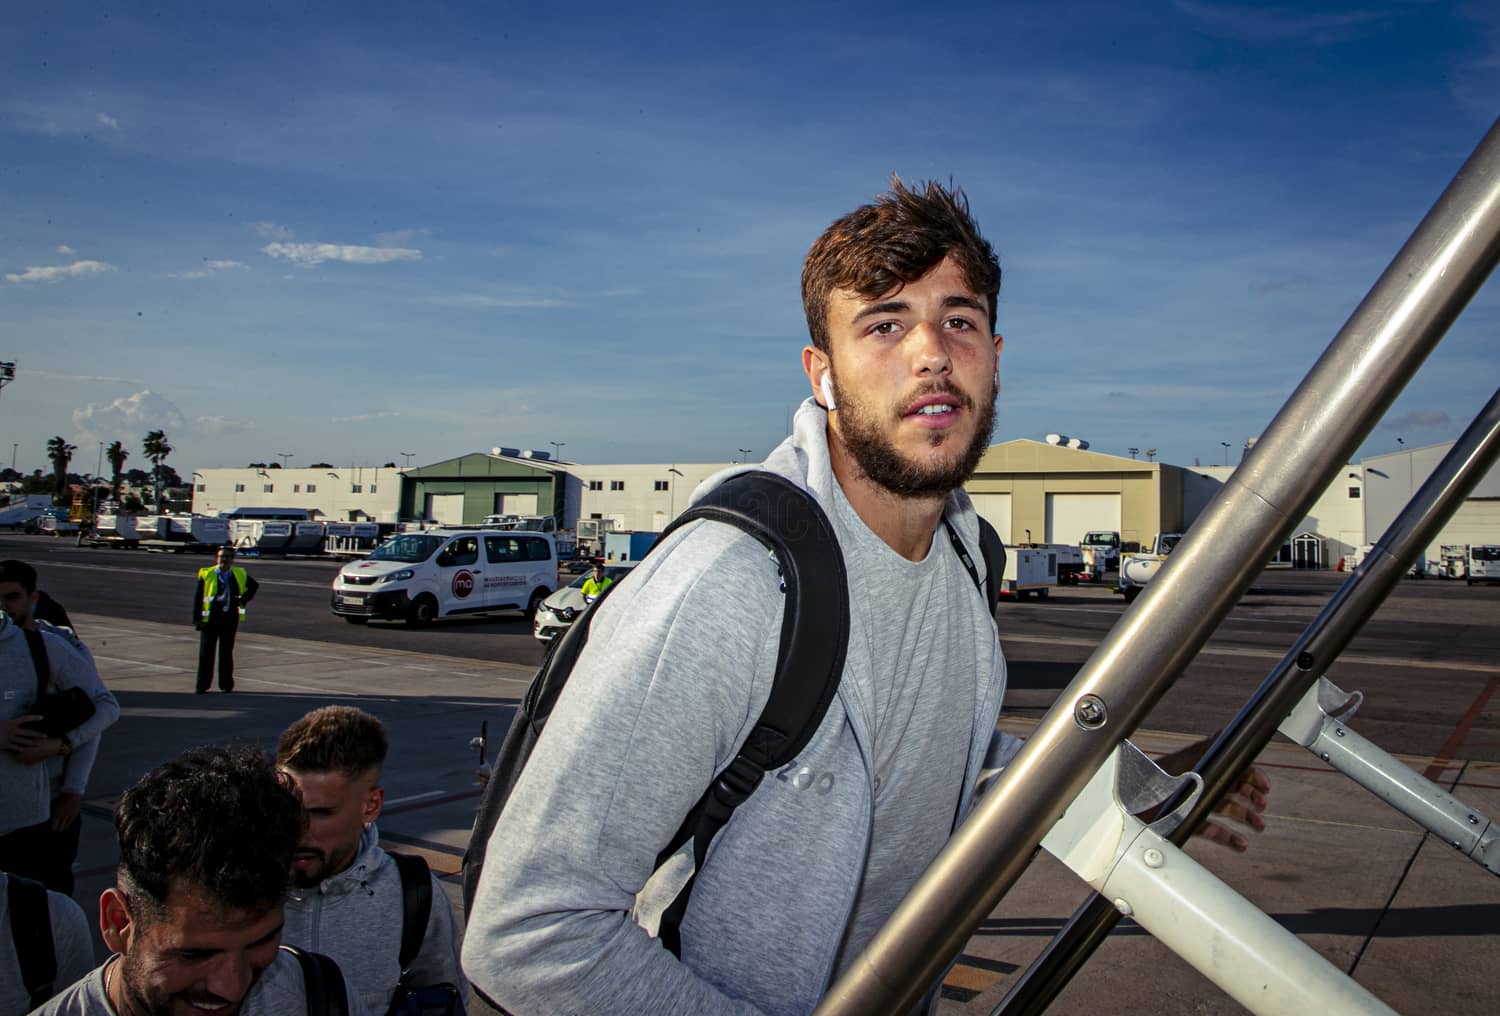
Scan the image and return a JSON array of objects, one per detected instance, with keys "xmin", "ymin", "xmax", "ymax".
[
  {"xmin": 851, "ymin": 299, "xmax": 909, "ymax": 322},
  {"xmin": 941, "ymin": 295, "xmax": 988, "ymax": 314}
]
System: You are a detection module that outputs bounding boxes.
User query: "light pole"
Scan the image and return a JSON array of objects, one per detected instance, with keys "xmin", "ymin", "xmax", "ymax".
[
  {"xmin": 399, "ymin": 452, "xmax": 414, "ymax": 468},
  {"xmin": 1127, "ymin": 447, "xmax": 1139, "ymax": 460},
  {"xmin": 737, "ymin": 448, "xmax": 752, "ymax": 463},
  {"xmin": 668, "ymin": 466, "xmax": 683, "ymax": 519},
  {"xmin": 550, "ymin": 441, "xmax": 566, "ymax": 461},
  {"xmin": 1220, "ymin": 441, "xmax": 1230, "ymax": 465},
  {"xmin": 10, "ymin": 443, "xmax": 16, "ymax": 471},
  {"xmin": 278, "ymin": 452, "xmax": 293, "ymax": 469},
  {"xmin": 92, "ymin": 442, "xmax": 104, "ymax": 520}
]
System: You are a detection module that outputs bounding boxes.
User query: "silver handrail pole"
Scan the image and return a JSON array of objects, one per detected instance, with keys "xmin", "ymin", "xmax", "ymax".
[
  {"xmin": 995, "ymin": 384, "xmax": 1500, "ymax": 1015},
  {"xmin": 815, "ymin": 117, "xmax": 1500, "ymax": 1016}
]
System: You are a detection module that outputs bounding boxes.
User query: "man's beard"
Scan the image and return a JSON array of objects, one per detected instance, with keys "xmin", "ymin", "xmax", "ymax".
[
  {"xmin": 833, "ymin": 375, "xmax": 996, "ymax": 499},
  {"xmin": 117, "ymin": 951, "xmax": 248, "ymax": 1016}
]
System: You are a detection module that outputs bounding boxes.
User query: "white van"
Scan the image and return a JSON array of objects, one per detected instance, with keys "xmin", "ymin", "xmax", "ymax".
[{"xmin": 330, "ymin": 529, "xmax": 557, "ymax": 626}]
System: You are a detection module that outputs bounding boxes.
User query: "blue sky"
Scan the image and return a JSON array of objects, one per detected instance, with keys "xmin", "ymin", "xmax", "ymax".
[{"xmin": 2, "ymin": 1, "xmax": 1496, "ymax": 478}]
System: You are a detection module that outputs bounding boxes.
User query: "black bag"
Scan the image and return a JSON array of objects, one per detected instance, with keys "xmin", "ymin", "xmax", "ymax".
[
  {"xmin": 460, "ymin": 471, "xmax": 1005, "ymax": 961},
  {"xmin": 23, "ymin": 627, "xmax": 96, "ymax": 739},
  {"xmin": 386, "ymin": 851, "xmax": 462, "ymax": 1016},
  {"xmin": 285, "ymin": 945, "xmax": 350, "ymax": 1016},
  {"xmin": 8, "ymin": 874, "xmax": 57, "ymax": 1009}
]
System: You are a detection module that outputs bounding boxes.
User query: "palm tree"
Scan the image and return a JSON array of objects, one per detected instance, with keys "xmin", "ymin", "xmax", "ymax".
[
  {"xmin": 46, "ymin": 436, "xmax": 76, "ymax": 503},
  {"xmin": 107, "ymin": 440, "xmax": 129, "ymax": 502},
  {"xmin": 143, "ymin": 430, "xmax": 173, "ymax": 510}
]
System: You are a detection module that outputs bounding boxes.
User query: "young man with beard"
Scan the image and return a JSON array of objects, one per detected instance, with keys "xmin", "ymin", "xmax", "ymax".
[
  {"xmin": 462, "ymin": 180, "xmax": 1267, "ymax": 1015},
  {"xmin": 34, "ymin": 745, "xmax": 370, "ymax": 1016},
  {"xmin": 277, "ymin": 706, "xmax": 467, "ymax": 1015}
]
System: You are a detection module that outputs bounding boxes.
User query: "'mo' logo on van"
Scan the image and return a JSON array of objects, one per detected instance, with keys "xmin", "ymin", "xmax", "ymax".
[{"xmin": 452, "ymin": 570, "xmax": 475, "ymax": 598}]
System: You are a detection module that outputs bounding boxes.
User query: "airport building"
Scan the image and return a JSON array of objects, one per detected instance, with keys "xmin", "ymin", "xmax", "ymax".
[{"xmin": 188, "ymin": 437, "xmax": 1498, "ymax": 567}]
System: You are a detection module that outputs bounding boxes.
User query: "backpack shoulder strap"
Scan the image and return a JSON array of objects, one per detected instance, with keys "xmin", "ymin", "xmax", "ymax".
[
  {"xmin": 976, "ymin": 515, "xmax": 1006, "ymax": 612},
  {"xmin": 654, "ymin": 470, "xmax": 848, "ymax": 955},
  {"xmin": 9, "ymin": 875, "xmax": 57, "ymax": 1008},
  {"xmin": 285, "ymin": 945, "xmax": 349, "ymax": 1016},
  {"xmin": 388, "ymin": 850, "xmax": 432, "ymax": 971},
  {"xmin": 24, "ymin": 626, "xmax": 49, "ymax": 695}
]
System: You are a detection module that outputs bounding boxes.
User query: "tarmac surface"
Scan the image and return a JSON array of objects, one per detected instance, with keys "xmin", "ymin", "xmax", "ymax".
[{"xmin": 5, "ymin": 533, "xmax": 1499, "ymax": 1014}]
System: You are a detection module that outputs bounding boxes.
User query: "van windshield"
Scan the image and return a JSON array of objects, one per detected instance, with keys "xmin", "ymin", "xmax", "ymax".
[
  {"xmin": 369, "ymin": 534, "xmax": 444, "ymax": 563},
  {"xmin": 1084, "ymin": 532, "xmax": 1119, "ymax": 546}
]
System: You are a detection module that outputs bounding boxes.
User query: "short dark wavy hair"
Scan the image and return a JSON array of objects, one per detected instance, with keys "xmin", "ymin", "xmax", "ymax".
[
  {"xmin": 802, "ymin": 177, "xmax": 1001, "ymax": 354},
  {"xmin": 115, "ymin": 746, "xmax": 304, "ymax": 916},
  {"xmin": 0, "ymin": 559, "xmax": 38, "ymax": 594},
  {"xmin": 276, "ymin": 705, "xmax": 388, "ymax": 778}
]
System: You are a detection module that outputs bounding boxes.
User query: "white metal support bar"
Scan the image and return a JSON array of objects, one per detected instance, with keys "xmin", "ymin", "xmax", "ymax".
[
  {"xmin": 1279, "ymin": 676, "xmax": 1500, "ymax": 876},
  {"xmin": 1041, "ymin": 742, "xmax": 1400, "ymax": 1016}
]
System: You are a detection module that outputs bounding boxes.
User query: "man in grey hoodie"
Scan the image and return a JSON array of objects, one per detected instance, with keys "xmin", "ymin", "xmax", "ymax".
[
  {"xmin": 462, "ymin": 180, "xmax": 1268, "ymax": 1015},
  {"xmin": 278, "ymin": 706, "xmax": 467, "ymax": 1015}
]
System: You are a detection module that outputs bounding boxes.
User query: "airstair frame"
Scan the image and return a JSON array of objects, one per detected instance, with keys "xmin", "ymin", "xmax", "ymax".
[{"xmin": 814, "ymin": 115, "xmax": 1500, "ymax": 1016}]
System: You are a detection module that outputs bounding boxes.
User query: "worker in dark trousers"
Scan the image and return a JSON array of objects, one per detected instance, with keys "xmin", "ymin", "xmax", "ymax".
[{"xmin": 193, "ymin": 546, "xmax": 258, "ymax": 693}]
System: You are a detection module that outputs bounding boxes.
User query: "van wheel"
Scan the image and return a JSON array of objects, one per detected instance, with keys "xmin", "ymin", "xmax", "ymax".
[
  {"xmin": 407, "ymin": 595, "xmax": 438, "ymax": 628},
  {"xmin": 526, "ymin": 589, "xmax": 549, "ymax": 622},
  {"xmin": 343, "ymin": 616, "xmax": 369, "ymax": 625}
]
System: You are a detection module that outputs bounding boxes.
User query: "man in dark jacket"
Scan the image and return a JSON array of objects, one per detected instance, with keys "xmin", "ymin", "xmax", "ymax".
[{"xmin": 192, "ymin": 545, "xmax": 258, "ymax": 693}]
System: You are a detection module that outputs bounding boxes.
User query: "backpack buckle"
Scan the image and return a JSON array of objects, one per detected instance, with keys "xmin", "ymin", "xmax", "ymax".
[{"xmin": 712, "ymin": 754, "xmax": 764, "ymax": 809}]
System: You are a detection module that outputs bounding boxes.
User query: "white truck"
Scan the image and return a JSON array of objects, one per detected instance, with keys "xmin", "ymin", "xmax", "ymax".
[
  {"xmin": 1465, "ymin": 545, "xmax": 1500, "ymax": 585},
  {"xmin": 1116, "ymin": 532, "xmax": 1184, "ymax": 602},
  {"xmin": 1080, "ymin": 530, "xmax": 1123, "ymax": 579}
]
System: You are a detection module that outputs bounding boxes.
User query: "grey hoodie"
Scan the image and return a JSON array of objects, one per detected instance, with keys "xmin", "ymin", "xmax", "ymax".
[
  {"xmin": 283, "ymin": 824, "xmax": 467, "ymax": 1015},
  {"xmin": 463, "ymin": 399, "xmax": 1019, "ymax": 1015}
]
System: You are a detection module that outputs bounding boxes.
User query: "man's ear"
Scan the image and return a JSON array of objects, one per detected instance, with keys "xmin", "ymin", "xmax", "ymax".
[
  {"xmin": 801, "ymin": 347, "xmax": 831, "ymax": 406},
  {"xmin": 363, "ymin": 784, "xmax": 385, "ymax": 825},
  {"xmin": 100, "ymin": 888, "xmax": 133, "ymax": 953}
]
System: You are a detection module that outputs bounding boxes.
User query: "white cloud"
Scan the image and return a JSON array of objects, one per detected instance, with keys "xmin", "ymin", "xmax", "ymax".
[
  {"xmin": 5, "ymin": 259, "xmax": 116, "ymax": 284},
  {"xmin": 330, "ymin": 410, "xmax": 401, "ymax": 423},
  {"xmin": 374, "ymin": 227, "xmax": 431, "ymax": 247},
  {"xmin": 71, "ymin": 390, "xmax": 188, "ymax": 445},
  {"xmin": 1382, "ymin": 409, "xmax": 1452, "ymax": 431},
  {"xmin": 96, "ymin": 112, "xmax": 119, "ymax": 130},
  {"xmin": 431, "ymin": 292, "xmax": 570, "ymax": 309},
  {"xmin": 253, "ymin": 221, "xmax": 295, "ymax": 241},
  {"xmin": 262, "ymin": 242, "xmax": 422, "ymax": 267},
  {"xmin": 169, "ymin": 259, "xmax": 247, "ymax": 280},
  {"xmin": 195, "ymin": 415, "xmax": 255, "ymax": 435},
  {"xmin": 56, "ymin": 244, "xmax": 75, "ymax": 255}
]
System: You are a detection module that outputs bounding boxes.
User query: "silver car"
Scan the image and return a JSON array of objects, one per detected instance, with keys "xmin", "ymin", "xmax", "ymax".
[{"xmin": 532, "ymin": 564, "xmax": 636, "ymax": 642}]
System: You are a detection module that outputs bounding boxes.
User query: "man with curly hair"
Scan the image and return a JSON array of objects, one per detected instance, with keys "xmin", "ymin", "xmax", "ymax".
[
  {"xmin": 277, "ymin": 706, "xmax": 467, "ymax": 1015},
  {"xmin": 34, "ymin": 746, "xmax": 371, "ymax": 1015}
]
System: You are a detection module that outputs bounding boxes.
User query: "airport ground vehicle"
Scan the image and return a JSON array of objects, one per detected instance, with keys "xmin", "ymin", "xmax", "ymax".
[
  {"xmin": 1080, "ymin": 530, "xmax": 1122, "ymax": 577},
  {"xmin": 1116, "ymin": 532, "xmax": 1184, "ymax": 602},
  {"xmin": 331, "ymin": 528, "xmax": 557, "ymax": 626},
  {"xmin": 1466, "ymin": 544, "xmax": 1500, "ymax": 584},
  {"xmin": 999, "ymin": 546, "xmax": 1058, "ymax": 600},
  {"xmin": 532, "ymin": 563, "xmax": 637, "ymax": 642}
]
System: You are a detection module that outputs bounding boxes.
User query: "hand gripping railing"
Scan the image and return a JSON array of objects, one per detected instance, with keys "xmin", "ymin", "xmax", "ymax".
[
  {"xmin": 813, "ymin": 115, "xmax": 1500, "ymax": 1016},
  {"xmin": 993, "ymin": 385, "xmax": 1500, "ymax": 1014}
]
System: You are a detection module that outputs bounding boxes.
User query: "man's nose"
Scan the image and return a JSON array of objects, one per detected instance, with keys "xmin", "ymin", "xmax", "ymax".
[
  {"xmin": 907, "ymin": 321, "xmax": 953, "ymax": 376},
  {"xmin": 202, "ymin": 952, "xmax": 257, "ymax": 1002}
]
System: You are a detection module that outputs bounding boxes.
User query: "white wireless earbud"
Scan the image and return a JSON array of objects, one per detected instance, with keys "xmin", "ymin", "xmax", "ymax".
[{"xmin": 820, "ymin": 373, "xmax": 837, "ymax": 410}]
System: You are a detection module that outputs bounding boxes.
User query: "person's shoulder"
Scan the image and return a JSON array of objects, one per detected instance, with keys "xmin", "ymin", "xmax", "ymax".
[{"xmin": 28, "ymin": 963, "xmax": 108, "ymax": 1014}]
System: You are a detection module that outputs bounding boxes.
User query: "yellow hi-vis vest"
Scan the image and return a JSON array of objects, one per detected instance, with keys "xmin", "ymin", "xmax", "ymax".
[{"xmin": 198, "ymin": 565, "xmax": 250, "ymax": 622}]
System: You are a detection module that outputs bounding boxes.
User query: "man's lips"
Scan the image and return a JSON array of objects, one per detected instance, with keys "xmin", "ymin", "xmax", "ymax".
[{"xmin": 902, "ymin": 391, "xmax": 967, "ymax": 428}]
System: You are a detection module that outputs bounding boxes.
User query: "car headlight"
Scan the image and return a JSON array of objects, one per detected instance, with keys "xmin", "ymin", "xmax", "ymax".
[{"xmin": 377, "ymin": 569, "xmax": 415, "ymax": 584}]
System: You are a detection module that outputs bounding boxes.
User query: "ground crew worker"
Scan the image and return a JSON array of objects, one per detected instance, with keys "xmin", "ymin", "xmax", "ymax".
[
  {"xmin": 579, "ymin": 563, "xmax": 612, "ymax": 603},
  {"xmin": 193, "ymin": 545, "xmax": 258, "ymax": 693}
]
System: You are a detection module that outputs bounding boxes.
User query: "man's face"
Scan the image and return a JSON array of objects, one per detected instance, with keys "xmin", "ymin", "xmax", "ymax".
[
  {"xmin": 108, "ymin": 882, "xmax": 284, "ymax": 1016},
  {"xmin": 809, "ymin": 256, "xmax": 1002, "ymax": 499},
  {"xmin": 591, "ymin": 566, "xmax": 604, "ymax": 582},
  {"xmin": 216, "ymin": 549, "xmax": 234, "ymax": 570},
  {"xmin": 281, "ymin": 767, "xmax": 382, "ymax": 887},
  {"xmin": 0, "ymin": 580, "xmax": 36, "ymax": 626}
]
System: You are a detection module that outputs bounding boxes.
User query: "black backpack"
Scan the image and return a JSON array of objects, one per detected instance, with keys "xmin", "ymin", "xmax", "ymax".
[
  {"xmin": 386, "ymin": 851, "xmax": 462, "ymax": 1015},
  {"xmin": 285, "ymin": 945, "xmax": 350, "ymax": 1016},
  {"xmin": 461, "ymin": 471, "xmax": 1003, "ymax": 956},
  {"xmin": 8, "ymin": 874, "xmax": 57, "ymax": 1010}
]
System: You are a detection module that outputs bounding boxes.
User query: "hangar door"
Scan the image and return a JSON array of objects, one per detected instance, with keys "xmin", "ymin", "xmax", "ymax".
[
  {"xmin": 493, "ymin": 493, "xmax": 539, "ymax": 515},
  {"xmin": 967, "ymin": 493, "xmax": 1012, "ymax": 545},
  {"xmin": 424, "ymin": 493, "xmax": 465, "ymax": 525},
  {"xmin": 1046, "ymin": 493, "xmax": 1121, "ymax": 546},
  {"xmin": 1426, "ymin": 499, "xmax": 1500, "ymax": 560}
]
